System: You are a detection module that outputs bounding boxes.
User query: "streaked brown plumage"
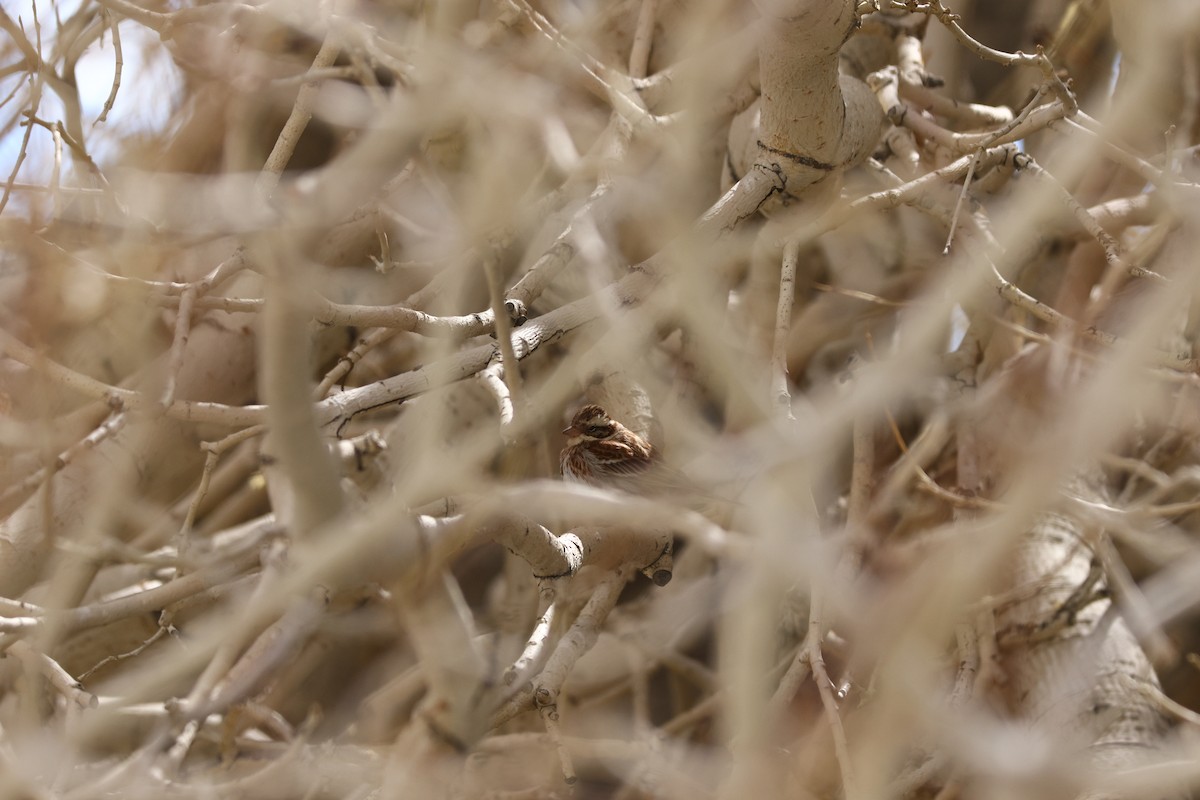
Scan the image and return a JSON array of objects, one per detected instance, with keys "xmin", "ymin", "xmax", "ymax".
[
  {"xmin": 560, "ymin": 404, "xmax": 654, "ymax": 492},
  {"xmin": 562, "ymin": 404, "xmax": 685, "ymax": 587}
]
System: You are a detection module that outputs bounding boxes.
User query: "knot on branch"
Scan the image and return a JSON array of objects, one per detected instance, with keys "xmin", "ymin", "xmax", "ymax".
[
  {"xmin": 533, "ymin": 685, "xmax": 557, "ymax": 707},
  {"xmin": 504, "ymin": 299, "xmax": 528, "ymax": 326}
]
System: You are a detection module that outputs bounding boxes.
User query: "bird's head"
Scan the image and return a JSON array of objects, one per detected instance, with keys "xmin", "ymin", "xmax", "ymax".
[{"xmin": 562, "ymin": 404, "xmax": 617, "ymax": 445}]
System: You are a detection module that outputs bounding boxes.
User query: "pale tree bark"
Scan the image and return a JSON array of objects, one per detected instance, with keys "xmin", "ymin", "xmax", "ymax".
[{"xmin": 1, "ymin": 0, "xmax": 1200, "ymax": 797}]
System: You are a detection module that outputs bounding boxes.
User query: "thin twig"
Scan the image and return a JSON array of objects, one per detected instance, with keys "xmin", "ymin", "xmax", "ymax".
[
  {"xmin": 0, "ymin": 328, "xmax": 267, "ymax": 427},
  {"xmin": 49, "ymin": 117, "xmax": 62, "ymax": 217},
  {"xmin": 1022, "ymin": 155, "xmax": 1167, "ymax": 283},
  {"xmin": 9, "ymin": 640, "xmax": 97, "ymax": 709},
  {"xmin": 806, "ymin": 593, "xmax": 856, "ymax": 798},
  {"xmin": 848, "ymin": 402, "xmax": 875, "ymax": 525},
  {"xmin": 770, "ymin": 239, "xmax": 801, "ymax": 416},
  {"xmin": 257, "ymin": 32, "xmax": 342, "ymax": 192},
  {"xmin": 943, "ymin": 150, "xmax": 980, "ymax": 255},
  {"xmin": 94, "ymin": 8, "xmax": 122, "ymax": 124},
  {"xmin": 505, "ymin": 601, "xmax": 557, "ymax": 686},
  {"xmin": 78, "ymin": 626, "xmax": 169, "ymax": 682},
  {"xmin": 483, "ymin": 253, "xmax": 523, "ymax": 436},
  {"xmin": 175, "ymin": 425, "xmax": 267, "ymax": 558},
  {"xmin": 161, "ymin": 286, "xmax": 197, "ymax": 408},
  {"xmin": 493, "ymin": 570, "xmax": 630, "ymax": 727},
  {"xmin": 539, "ymin": 704, "xmax": 578, "ymax": 786},
  {"xmin": 0, "ymin": 7, "xmax": 44, "ymax": 216},
  {"xmin": 0, "ymin": 411, "xmax": 127, "ymax": 512},
  {"xmin": 628, "ymin": 0, "xmax": 658, "ymax": 80}
]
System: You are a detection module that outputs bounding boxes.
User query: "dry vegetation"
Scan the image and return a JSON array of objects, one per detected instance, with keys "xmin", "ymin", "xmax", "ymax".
[{"xmin": 2, "ymin": 0, "xmax": 1200, "ymax": 797}]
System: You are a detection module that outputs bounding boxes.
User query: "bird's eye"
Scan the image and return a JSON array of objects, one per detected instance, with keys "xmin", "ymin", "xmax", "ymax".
[{"xmin": 586, "ymin": 425, "xmax": 610, "ymax": 437}]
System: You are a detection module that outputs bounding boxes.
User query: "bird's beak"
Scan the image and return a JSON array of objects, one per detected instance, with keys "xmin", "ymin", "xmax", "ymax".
[{"xmin": 562, "ymin": 424, "xmax": 578, "ymax": 436}]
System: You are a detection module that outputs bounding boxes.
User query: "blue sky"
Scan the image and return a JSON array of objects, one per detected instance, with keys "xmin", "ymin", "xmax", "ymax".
[{"xmin": 1, "ymin": 0, "xmax": 181, "ymax": 215}]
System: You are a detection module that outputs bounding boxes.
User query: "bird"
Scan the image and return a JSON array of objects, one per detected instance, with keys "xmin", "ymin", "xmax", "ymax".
[
  {"xmin": 560, "ymin": 403, "xmax": 680, "ymax": 587},
  {"xmin": 560, "ymin": 403, "xmax": 722, "ymax": 509},
  {"xmin": 560, "ymin": 404, "xmax": 655, "ymax": 493}
]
